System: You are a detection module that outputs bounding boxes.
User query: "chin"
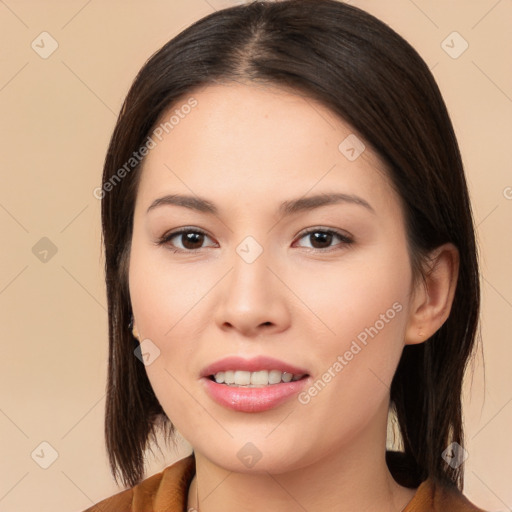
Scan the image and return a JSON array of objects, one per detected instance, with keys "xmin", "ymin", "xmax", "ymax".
[{"xmin": 191, "ymin": 435, "xmax": 315, "ymax": 475}]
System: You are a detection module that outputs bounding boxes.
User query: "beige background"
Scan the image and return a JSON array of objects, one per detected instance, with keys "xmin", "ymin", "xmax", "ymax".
[{"xmin": 0, "ymin": 1, "xmax": 510, "ymax": 511}]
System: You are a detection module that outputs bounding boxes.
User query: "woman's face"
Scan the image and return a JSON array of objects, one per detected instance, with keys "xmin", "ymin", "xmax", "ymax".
[{"xmin": 129, "ymin": 82, "xmax": 418, "ymax": 472}]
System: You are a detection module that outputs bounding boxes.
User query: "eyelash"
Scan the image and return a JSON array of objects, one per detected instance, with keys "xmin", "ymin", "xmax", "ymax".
[{"xmin": 155, "ymin": 226, "xmax": 354, "ymax": 254}]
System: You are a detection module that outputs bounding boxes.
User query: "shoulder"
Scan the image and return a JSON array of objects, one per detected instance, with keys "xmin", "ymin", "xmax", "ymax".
[
  {"xmin": 81, "ymin": 454, "xmax": 196, "ymax": 512},
  {"xmin": 387, "ymin": 452, "xmax": 488, "ymax": 511},
  {"xmin": 405, "ymin": 477, "xmax": 488, "ymax": 512},
  {"xmin": 435, "ymin": 481, "xmax": 488, "ymax": 512}
]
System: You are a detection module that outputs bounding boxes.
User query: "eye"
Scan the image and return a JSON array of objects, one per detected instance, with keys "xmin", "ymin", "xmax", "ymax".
[
  {"xmin": 294, "ymin": 228, "xmax": 353, "ymax": 251},
  {"xmin": 156, "ymin": 226, "xmax": 353, "ymax": 253},
  {"xmin": 156, "ymin": 227, "xmax": 217, "ymax": 253}
]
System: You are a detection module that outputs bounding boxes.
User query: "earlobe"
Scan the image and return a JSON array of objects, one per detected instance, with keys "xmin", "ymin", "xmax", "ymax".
[
  {"xmin": 130, "ymin": 317, "xmax": 140, "ymax": 341},
  {"xmin": 404, "ymin": 243, "xmax": 459, "ymax": 345}
]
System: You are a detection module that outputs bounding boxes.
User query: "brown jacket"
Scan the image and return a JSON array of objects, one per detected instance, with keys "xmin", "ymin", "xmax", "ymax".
[{"xmin": 82, "ymin": 454, "xmax": 486, "ymax": 512}]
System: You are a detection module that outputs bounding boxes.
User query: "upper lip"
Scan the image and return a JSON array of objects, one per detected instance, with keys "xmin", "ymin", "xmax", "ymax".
[{"xmin": 200, "ymin": 356, "xmax": 309, "ymax": 378}]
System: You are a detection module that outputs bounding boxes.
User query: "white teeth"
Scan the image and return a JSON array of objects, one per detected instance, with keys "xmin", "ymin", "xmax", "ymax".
[
  {"xmin": 251, "ymin": 370, "xmax": 269, "ymax": 386},
  {"xmin": 268, "ymin": 370, "xmax": 282, "ymax": 384},
  {"xmin": 281, "ymin": 372, "xmax": 293, "ymax": 383},
  {"xmin": 234, "ymin": 370, "xmax": 251, "ymax": 385},
  {"xmin": 214, "ymin": 372, "xmax": 225, "ymax": 384},
  {"xmin": 211, "ymin": 369, "xmax": 305, "ymax": 387}
]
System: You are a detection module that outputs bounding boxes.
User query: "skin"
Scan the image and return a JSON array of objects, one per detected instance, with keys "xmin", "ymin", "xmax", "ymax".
[{"xmin": 129, "ymin": 82, "xmax": 459, "ymax": 512}]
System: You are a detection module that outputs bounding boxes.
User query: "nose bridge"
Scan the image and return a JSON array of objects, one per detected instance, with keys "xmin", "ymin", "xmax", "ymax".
[
  {"xmin": 214, "ymin": 234, "xmax": 288, "ymax": 334},
  {"xmin": 228, "ymin": 237, "xmax": 272, "ymax": 308}
]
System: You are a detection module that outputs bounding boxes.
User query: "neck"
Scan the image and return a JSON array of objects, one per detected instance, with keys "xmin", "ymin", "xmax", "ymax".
[{"xmin": 187, "ymin": 401, "xmax": 416, "ymax": 512}]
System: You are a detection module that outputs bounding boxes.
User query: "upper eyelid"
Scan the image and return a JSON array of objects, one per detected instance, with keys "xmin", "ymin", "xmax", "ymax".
[
  {"xmin": 163, "ymin": 227, "xmax": 217, "ymax": 246},
  {"xmin": 160, "ymin": 226, "xmax": 353, "ymax": 249},
  {"xmin": 161, "ymin": 226, "xmax": 350, "ymax": 239}
]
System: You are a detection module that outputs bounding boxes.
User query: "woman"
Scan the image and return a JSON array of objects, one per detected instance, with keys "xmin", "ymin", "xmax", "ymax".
[{"xmin": 84, "ymin": 1, "xmax": 486, "ymax": 510}]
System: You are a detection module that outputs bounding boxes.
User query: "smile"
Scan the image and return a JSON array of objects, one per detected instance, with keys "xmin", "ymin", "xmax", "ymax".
[{"xmin": 210, "ymin": 370, "xmax": 306, "ymax": 387}]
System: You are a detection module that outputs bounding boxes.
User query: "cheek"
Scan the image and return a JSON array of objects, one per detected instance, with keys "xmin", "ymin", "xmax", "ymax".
[
  {"xmin": 289, "ymin": 291, "xmax": 409, "ymax": 457},
  {"xmin": 128, "ymin": 241, "xmax": 214, "ymax": 420},
  {"xmin": 128, "ymin": 250, "xmax": 202, "ymax": 435},
  {"xmin": 128, "ymin": 239, "xmax": 210, "ymax": 341},
  {"xmin": 292, "ymin": 244, "xmax": 411, "ymax": 405},
  {"xmin": 293, "ymin": 242, "xmax": 411, "ymax": 345}
]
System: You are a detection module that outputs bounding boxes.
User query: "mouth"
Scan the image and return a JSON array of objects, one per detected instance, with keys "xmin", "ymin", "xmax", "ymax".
[
  {"xmin": 200, "ymin": 355, "xmax": 310, "ymax": 384},
  {"xmin": 207, "ymin": 370, "xmax": 308, "ymax": 387},
  {"xmin": 200, "ymin": 356, "xmax": 311, "ymax": 412}
]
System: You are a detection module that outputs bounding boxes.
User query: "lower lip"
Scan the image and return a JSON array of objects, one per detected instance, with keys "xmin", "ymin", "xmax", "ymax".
[{"xmin": 201, "ymin": 376, "xmax": 310, "ymax": 412}]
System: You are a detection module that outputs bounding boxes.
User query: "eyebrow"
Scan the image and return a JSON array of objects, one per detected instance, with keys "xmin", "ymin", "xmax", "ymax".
[{"xmin": 146, "ymin": 192, "xmax": 375, "ymax": 216}]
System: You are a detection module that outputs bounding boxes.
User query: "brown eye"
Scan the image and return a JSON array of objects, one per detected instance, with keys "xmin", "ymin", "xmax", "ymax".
[
  {"xmin": 157, "ymin": 228, "xmax": 216, "ymax": 252},
  {"xmin": 179, "ymin": 232, "xmax": 205, "ymax": 250},
  {"xmin": 295, "ymin": 228, "xmax": 353, "ymax": 251},
  {"xmin": 309, "ymin": 231, "xmax": 334, "ymax": 249}
]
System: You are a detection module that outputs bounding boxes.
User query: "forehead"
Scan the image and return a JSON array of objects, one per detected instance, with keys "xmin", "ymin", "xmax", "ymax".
[{"xmin": 136, "ymin": 82, "xmax": 399, "ymax": 216}]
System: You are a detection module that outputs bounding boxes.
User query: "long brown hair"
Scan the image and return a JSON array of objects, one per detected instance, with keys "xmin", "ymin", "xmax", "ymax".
[{"xmin": 100, "ymin": 0, "xmax": 480, "ymax": 490}]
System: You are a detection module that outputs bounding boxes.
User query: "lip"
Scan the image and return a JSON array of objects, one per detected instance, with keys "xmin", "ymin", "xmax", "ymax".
[
  {"xmin": 200, "ymin": 356, "xmax": 309, "ymax": 378},
  {"xmin": 200, "ymin": 356, "xmax": 310, "ymax": 413},
  {"xmin": 201, "ymin": 376, "xmax": 310, "ymax": 413}
]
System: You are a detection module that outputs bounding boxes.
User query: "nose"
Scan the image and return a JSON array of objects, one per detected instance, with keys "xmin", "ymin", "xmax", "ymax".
[{"xmin": 213, "ymin": 247, "xmax": 291, "ymax": 337}]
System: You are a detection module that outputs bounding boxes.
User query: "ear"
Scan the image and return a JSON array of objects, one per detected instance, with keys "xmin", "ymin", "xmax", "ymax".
[
  {"xmin": 131, "ymin": 319, "xmax": 140, "ymax": 341},
  {"xmin": 404, "ymin": 243, "xmax": 459, "ymax": 345}
]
